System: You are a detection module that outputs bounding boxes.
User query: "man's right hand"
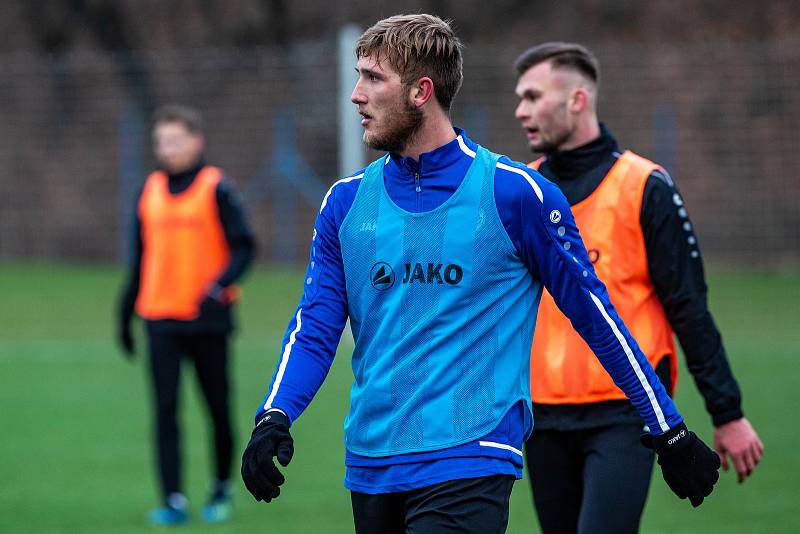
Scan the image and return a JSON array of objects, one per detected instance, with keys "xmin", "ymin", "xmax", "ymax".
[
  {"xmin": 241, "ymin": 410, "xmax": 294, "ymax": 503},
  {"xmin": 642, "ymin": 422, "xmax": 721, "ymax": 507},
  {"xmin": 714, "ymin": 417, "xmax": 763, "ymax": 483}
]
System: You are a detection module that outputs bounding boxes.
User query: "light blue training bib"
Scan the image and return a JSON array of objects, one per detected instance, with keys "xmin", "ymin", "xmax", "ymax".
[{"xmin": 339, "ymin": 146, "xmax": 540, "ymax": 456}]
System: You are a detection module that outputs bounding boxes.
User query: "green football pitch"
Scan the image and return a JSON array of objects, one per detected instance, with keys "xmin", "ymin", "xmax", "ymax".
[{"xmin": 1, "ymin": 264, "xmax": 798, "ymax": 533}]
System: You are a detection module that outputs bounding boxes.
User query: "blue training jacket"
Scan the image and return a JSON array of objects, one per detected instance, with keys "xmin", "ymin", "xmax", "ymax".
[{"xmin": 256, "ymin": 128, "xmax": 682, "ymax": 494}]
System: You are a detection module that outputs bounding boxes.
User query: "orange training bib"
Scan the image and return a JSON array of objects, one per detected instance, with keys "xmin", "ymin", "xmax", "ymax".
[
  {"xmin": 529, "ymin": 152, "xmax": 677, "ymax": 404},
  {"xmin": 135, "ymin": 166, "xmax": 233, "ymax": 321}
]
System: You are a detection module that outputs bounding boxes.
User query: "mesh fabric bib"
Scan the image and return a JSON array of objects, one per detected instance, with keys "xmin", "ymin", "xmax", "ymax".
[{"xmin": 339, "ymin": 146, "xmax": 540, "ymax": 456}]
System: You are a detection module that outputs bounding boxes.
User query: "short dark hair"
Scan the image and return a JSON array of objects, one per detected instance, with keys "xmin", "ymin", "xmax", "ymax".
[
  {"xmin": 513, "ymin": 42, "xmax": 599, "ymax": 83},
  {"xmin": 152, "ymin": 104, "xmax": 204, "ymax": 134}
]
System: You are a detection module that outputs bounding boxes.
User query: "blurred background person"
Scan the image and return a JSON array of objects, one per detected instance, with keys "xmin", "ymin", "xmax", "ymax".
[
  {"xmin": 512, "ymin": 42, "xmax": 764, "ymax": 534},
  {"xmin": 117, "ymin": 104, "xmax": 255, "ymax": 525}
]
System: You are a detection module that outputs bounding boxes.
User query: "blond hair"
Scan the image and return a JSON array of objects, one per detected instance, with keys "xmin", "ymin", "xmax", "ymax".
[{"xmin": 356, "ymin": 14, "xmax": 463, "ymax": 110}]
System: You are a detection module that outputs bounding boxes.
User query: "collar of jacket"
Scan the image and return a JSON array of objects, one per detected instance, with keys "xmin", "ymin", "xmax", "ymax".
[
  {"xmin": 385, "ymin": 127, "xmax": 477, "ymax": 184},
  {"xmin": 543, "ymin": 123, "xmax": 620, "ymax": 180}
]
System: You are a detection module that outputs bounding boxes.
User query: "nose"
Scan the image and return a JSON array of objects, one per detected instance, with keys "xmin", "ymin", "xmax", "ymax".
[
  {"xmin": 351, "ymin": 79, "xmax": 366, "ymax": 105},
  {"xmin": 514, "ymin": 100, "xmax": 528, "ymax": 121}
]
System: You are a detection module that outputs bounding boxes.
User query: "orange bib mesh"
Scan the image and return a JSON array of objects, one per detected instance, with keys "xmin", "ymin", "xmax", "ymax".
[
  {"xmin": 529, "ymin": 152, "xmax": 677, "ymax": 404},
  {"xmin": 135, "ymin": 166, "xmax": 234, "ymax": 321}
]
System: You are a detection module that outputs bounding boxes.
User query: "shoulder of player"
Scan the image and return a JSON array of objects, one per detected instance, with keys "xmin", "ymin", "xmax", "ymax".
[
  {"xmin": 210, "ymin": 175, "xmax": 251, "ymax": 217},
  {"xmin": 615, "ymin": 149, "xmax": 674, "ymax": 190},
  {"xmin": 645, "ymin": 166, "xmax": 676, "ymax": 191},
  {"xmin": 493, "ymin": 155, "xmax": 564, "ymax": 210},
  {"xmin": 214, "ymin": 174, "xmax": 239, "ymax": 197},
  {"xmin": 610, "ymin": 150, "xmax": 678, "ymax": 208},
  {"xmin": 318, "ymin": 168, "xmax": 368, "ymax": 225},
  {"xmin": 642, "ymin": 167, "xmax": 682, "ymax": 211}
]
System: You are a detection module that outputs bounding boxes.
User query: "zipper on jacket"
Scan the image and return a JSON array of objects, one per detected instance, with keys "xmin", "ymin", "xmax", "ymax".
[{"xmin": 415, "ymin": 172, "xmax": 421, "ymax": 211}]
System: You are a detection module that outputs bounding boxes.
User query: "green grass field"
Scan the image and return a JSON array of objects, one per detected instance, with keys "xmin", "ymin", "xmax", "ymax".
[{"xmin": 1, "ymin": 264, "xmax": 798, "ymax": 533}]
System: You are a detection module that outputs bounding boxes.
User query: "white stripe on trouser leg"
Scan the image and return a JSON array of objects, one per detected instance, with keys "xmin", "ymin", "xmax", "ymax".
[
  {"xmin": 587, "ymin": 292, "xmax": 669, "ymax": 432},
  {"xmin": 264, "ymin": 308, "xmax": 303, "ymax": 410}
]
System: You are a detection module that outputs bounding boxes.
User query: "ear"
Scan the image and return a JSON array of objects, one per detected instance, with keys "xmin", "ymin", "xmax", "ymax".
[
  {"xmin": 569, "ymin": 87, "xmax": 588, "ymax": 114},
  {"xmin": 409, "ymin": 77, "xmax": 436, "ymax": 108}
]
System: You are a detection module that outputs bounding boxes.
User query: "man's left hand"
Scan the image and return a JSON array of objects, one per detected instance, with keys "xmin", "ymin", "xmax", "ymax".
[
  {"xmin": 199, "ymin": 295, "xmax": 227, "ymax": 316},
  {"xmin": 714, "ymin": 417, "xmax": 763, "ymax": 483},
  {"xmin": 199, "ymin": 284, "xmax": 229, "ymax": 319},
  {"xmin": 117, "ymin": 322, "xmax": 135, "ymax": 358},
  {"xmin": 241, "ymin": 410, "xmax": 294, "ymax": 503},
  {"xmin": 642, "ymin": 422, "xmax": 720, "ymax": 507}
]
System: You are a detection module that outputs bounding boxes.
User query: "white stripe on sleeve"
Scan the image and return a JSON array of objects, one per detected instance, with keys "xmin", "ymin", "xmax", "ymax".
[
  {"xmin": 587, "ymin": 292, "xmax": 669, "ymax": 432},
  {"xmin": 319, "ymin": 174, "xmax": 363, "ymax": 214},
  {"xmin": 497, "ymin": 162, "xmax": 544, "ymax": 203},
  {"xmin": 264, "ymin": 308, "xmax": 303, "ymax": 410}
]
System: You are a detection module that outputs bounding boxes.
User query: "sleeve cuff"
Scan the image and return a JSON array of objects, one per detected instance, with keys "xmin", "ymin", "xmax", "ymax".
[
  {"xmin": 711, "ymin": 407, "xmax": 744, "ymax": 427},
  {"xmin": 254, "ymin": 407, "xmax": 290, "ymax": 427}
]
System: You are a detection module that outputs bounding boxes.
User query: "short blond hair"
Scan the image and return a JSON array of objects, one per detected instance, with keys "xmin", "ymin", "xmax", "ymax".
[{"xmin": 356, "ymin": 14, "xmax": 463, "ymax": 110}]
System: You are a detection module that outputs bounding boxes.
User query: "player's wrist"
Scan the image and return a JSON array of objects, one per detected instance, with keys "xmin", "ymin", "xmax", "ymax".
[
  {"xmin": 642, "ymin": 422, "xmax": 693, "ymax": 456},
  {"xmin": 254, "ymin": 409, "xmax": 290, "ymax": 432},
  {"xmin": 207, "ymin": 283, "xmax": 225, "ymax": 302},
  {"xmin": 711, "ymin": 408, "xmax": 744, "ymax": 428}
]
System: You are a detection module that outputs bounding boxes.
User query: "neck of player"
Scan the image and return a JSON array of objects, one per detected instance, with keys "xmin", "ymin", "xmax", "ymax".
[
  {"xmin": 560, "ymin": 115, "xmax": 601, "ymax": 152},
  {"xmin": 398, "ymin": 108, "xmax": 457, "ymax": 162}
]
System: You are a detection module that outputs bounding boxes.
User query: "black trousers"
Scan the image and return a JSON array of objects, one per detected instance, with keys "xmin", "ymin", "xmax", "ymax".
[
  {"xmin": 351, "ymin": 475, "xmax": 515, "ymax": 534},
  {"xmin": 525, "ymin": 423, "xmax": 655, "ymax": 534},
  {"xmin": 146, "ymin": 327, "xmax": 234, "ymax": 500}
]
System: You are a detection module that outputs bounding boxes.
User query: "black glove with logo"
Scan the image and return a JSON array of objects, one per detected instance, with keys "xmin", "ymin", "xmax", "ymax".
[
  {"xmin": 641, "ymin": 422, "xmax": 721, "ymax": 507},
  {"xmin": 241, "ymin": 410, "xmax": 294, "ymax": 503}
]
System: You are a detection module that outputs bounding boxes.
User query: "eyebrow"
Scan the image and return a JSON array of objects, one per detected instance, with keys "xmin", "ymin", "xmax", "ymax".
[
  {"xmin": 355, "ymin": 67, "xmax": 383, "ymax": 79},
  {"xmin": 518, "ymin": 88, "xmax": 540, "ymax": 99}
]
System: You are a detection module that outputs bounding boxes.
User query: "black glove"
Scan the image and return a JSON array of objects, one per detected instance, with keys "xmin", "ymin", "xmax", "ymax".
[
  {"xmin": 241, "ymin": 410, "xmax": 294, "ymax": 503},
  {"xmin": 642, "ymin": 422, "xmax": 721, "ymax": 507},
  {"xmin": 200, "ymin": 294, "xmax": 228, "ymax": 321},
  {"xmin": 118, "ymin": 322, "xmax": 135, "ymax": 357},
  {"xmin": 116, "ymin": 287, "xmax": 137, "ymax": 358}
]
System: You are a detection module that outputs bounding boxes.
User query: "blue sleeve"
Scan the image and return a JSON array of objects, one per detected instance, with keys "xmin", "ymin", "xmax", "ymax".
[
  {"xmin": 495, "ymin": 158, "xmax": 683, "ymax": 434},
  {"xmin": 255, "ymin": 177, "xmax": 359, "ymax": 425}
]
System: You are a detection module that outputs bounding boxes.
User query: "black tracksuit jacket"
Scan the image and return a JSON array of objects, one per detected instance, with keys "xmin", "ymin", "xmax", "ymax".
[
  {"xmin": 119, "ymin": 160, "xmax": 255, "ymax": 335},
  {"xmin": 531, "ymin": 125, "xmax": 743, "ymax": 430}
]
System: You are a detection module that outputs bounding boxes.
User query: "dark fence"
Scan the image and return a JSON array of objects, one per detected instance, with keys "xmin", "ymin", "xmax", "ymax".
[{"xmin": 1, "ymin": 39, "xmax": 798, "ymax": 265}]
